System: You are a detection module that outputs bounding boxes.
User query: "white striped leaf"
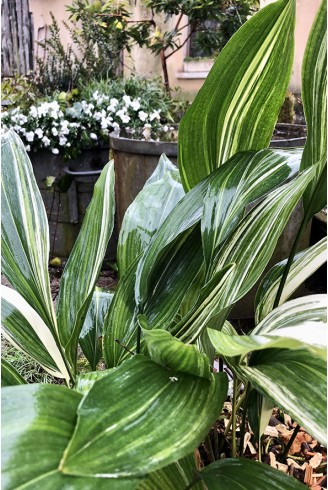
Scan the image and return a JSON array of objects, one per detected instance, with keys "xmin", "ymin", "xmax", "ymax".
[
  {"xmin": 201, "ymin": 148, "xmax": 302, "ymax": 276},
  {"xmin": 209, "ymin": 295, "xmax": 327, "ymax": 360},
  {"xmin": 211, "ymin": 167, "xmax": 316, "ymax": 309},
  {"xmin": 61, "ymin": 355, "xmax": 228, "ymax": 478},
  {"xmin": 79, "ymin": 288, "xmax": 113, "ymax": 371},
  {"xmin": 56, "ymin": 161, "xmax": 115, "ymax": 372},
  {"xmin": 300, "ymin": 0, "xmax": 327, "ymax": 217},
  {"xmin": 197, "ymin": 458, "xmax": 304, "ymax": 489},
  {"xmin": 75, "ymin": 370, "xmax": 110, "ymax": 395},
  {"xmin": 1, "ymin": 286, "xmax": 70, "ymax": 381},
  {"xmin": 140, "ymin": 321, "xmax": 212, "ymax": 379},
  {"xmin": 136, "ymin": 148, "xmax": 301, "ymax": 308},
  {"xmin": 2, "ymin": 385, "xmax": 138, "ymax": 489},
  {"xmin": 1, "ymin": 359, "xmax": 26, "ymax": 386},
  {"xmin": 1, "ymin": 130, "xmax": 56, "ymax": 333},
  {"xmin": 138, "ymin": 454, "xmax": 202, "ymax": 490},
  {"xmin": 255, "ymin": 237, "xmax": 327, "ymax": 323},
  {"xmin": 238, "ymin": 347, "xmax": 326, "ymax": 444},
  {"xmin": 117, "ymin": 154, "xmax": 184, "ymax": 276},
  {"xmin": 178, "ymin": 0, "xmax": 296, "ymax": 190}
]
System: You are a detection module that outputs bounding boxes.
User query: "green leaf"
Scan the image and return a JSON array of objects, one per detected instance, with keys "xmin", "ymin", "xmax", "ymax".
[
  {"xmin": 136, "ymin": 148, "xmax": 301, "ymax": 308},
  {"xmin": 246, "ymin": 389, "xmax": 274, "ymax": 441},
  {"xmin": 75, "ymin": 370, "xmax": 110, "ymax": 395},
  {"xmin": 1, "ymin": 286, "xmax": 70, "ymax": 381},
  {"xmin": 2, "ymin": 384, "xmax": 81, "ymax": 489},
  {"xmin": 300, "ymin": 0, "xmax": 327, "ymax": 216},
  {"xmin": 56, "ymin": 161, "xmax": 115, "ymax": 371},
  {"xmin": 138, "ymin": 454, "xmax": 202, "ymax": 490},
  {"xmin": 238, "ymin": 347, "xmax": 327, "ymax": 444},
  {"xmin": 141, "ymin": 322, "xmax": 212, "ymax": 379},
  {"xmin": 61, "ymin": 355, "xmax": 228, "ymax": 478},
  {"xmin": 197, "ymin": 458, "xmax": 304, "ymax": 489},
  {"xmin": 2, "ymin": 384, "xmax": 138, "ymax": 490},
  {"xmin": 255, "ymin": 237, "xmax": 327, "ymax": 323},
  {"xmin": 178, "ymin": 0, "xmax": 296, "ymax": 190},
  {"xmin": 117, "ymin": 154, "xmax": 184, "ymax": 276},
  {"xmin": 201, "ymin": 149, "xmax": 302, "ymax": 276},
  {"xmin": 209, "ymin": 295, "xmax": 327, "ymax": 360},
  {"xmin": 1, "ymin": 359, "xmax": 26, "ymax": 386},
  {"xmin": 211, "ymin": 167, "xmax": 316, "ymax": 310},
  {"xmin": 1, "ymin": 130, "xmax": 56, "ymax": 333},
  {"xmin": 79, "ymin": 287, "xmax": 113, "ymax": 370}
]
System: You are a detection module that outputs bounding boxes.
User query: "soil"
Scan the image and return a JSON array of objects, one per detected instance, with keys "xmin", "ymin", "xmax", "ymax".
[{"xmin": 272, "ymin": 125, "xmax": 307, "ymax": 141}]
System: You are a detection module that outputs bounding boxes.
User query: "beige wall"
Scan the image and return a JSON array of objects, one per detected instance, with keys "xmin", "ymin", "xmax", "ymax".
[
  {"xmin": 28, "ymin": 0, "xmax": 321, "ymax": 95},
  {"xmin": 260, "ymin": 0, "xmax": 321, "ymax": 92}
]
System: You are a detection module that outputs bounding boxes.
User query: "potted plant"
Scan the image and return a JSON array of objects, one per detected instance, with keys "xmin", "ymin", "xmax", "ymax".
[{"xmin": 1, "ymin": 0, "xmax": 326, "ymax": 488}]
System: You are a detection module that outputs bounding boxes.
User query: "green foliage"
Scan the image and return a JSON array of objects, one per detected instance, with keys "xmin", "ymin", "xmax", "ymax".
[
  {"xmin": 278, "ymin": 91, "xmax": 296, "ymax": 124},
  {"xmin": 1, "ymin": 1, "xmax": 327, "ymax": 488},
  {"xmin": 1, "ymin": 75, "xmax": 40, "ymax": 110}
]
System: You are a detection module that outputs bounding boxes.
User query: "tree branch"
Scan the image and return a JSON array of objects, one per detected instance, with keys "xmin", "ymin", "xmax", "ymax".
[{"xmin": 164, "ymin": 27, "xmax": 195, "ymax": 60}]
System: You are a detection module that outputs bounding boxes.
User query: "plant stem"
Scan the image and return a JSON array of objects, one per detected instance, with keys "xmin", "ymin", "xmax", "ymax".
[
  {"xmin": 224, "ymin": 386, "xmax": 246, "ymax": 437},
  {"xmin": 231, "ymin": 376, "xmax": 238, "ymax": 458},
  {"xmin": 238, "ymin": 383, "xmax": 250, "ymax": 456},
  {"xmin": 273, "ymin": 216, "xmax": 308, "ymax": 308},
  {"xmin": 136, "ymin": 326, "xmax": 141, "ymax": 354},
  {"xmin": 280, "ymin": 424, "xmax": 301, "ymax": 462}
]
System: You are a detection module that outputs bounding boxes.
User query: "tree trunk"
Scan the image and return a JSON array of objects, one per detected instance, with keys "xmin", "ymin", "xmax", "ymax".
[{"xmin": 160, "ymin": 49, "xmax": 170, "ymax": 95}]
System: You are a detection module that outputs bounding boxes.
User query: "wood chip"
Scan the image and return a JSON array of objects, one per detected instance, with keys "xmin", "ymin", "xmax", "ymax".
[
  {"xmin": 264, "ymin": 426, "xmax": 279, "ymax": 437},
  {"xmin": 276, "ymin": 462, "xmax": 289, "ymax": 473},
  {"xmin": 269, "ymin": 452, "xmax": 277, "ymax": 467},
  {"xmin": 247, "ymin": 440, "xmax": 257, "ymax": 455},
  {"xmin": 309, "ymin": 453, "xmax": 322, "ymax": 469},
  {"xmin": 304, "ymin": 465, "xmax": 313, "ymax": 485},
  {"xmin": 284, "ymin": 413, "xmax": 292, "ymax": 426},
  {"xmin": 243, "ymin": 432, "xmax": 251, "ymax": 452},
  {"xmin": 286, "ymin": 458, "xmax": 308, "ymax": 471}
]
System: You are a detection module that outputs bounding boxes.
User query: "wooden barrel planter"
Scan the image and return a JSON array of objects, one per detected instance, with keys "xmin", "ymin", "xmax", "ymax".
[{"xmin": 29, "ymin": 148, "xmax": 117, "ymax": 261}]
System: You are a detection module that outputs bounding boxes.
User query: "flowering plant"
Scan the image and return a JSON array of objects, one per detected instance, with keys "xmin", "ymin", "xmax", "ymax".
[{"xmin": 1, "ymin": 79, "xmax": 180, "ymax": 159}]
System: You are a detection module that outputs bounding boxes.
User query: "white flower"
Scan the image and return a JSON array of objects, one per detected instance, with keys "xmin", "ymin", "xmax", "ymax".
[
  {"xmin": 110, "ymin": 98, "xmax": 119, "ymax": 108},
  {"xmin": 163, "ymin": 125, "xmax": 168, "ymax": 132},
  {"xmin": 112, "ymin": 122, "xmax": 120, "ymax": 130},
  {"xmin": 142, "ymin": 127, "xmax": 151, "ymax": 140},
  {"xmin": 117, "ymin": 112, "xmax": 130, "ymax": 124},
  {"xmin": 52, "ymin": 127, "xmax": 58, "ymax": 136},
  {"xmin": 138, "ymin": 111, "xmax": 148, "ymax": 122},
  {"xmin": 19, "ymin": 114, "xmax": 28, "ymax": 124},
  {"xmin": 130, "ymin": 99, "xmax": 141, "ymax": 111},
  {"xmin": 42, "ymin": 136, "xmax": 51, "ymax": 147},
  {"xmin": 26, "ymin": 131, "xmax": 35, "ymax": 142},
  {"xmin": 144, "ymin": 123, "xmax": 151, "ymax": 128},
  {"xmin": 35, "ymin": 128, "xmax": 43, "ymax": 139},
  {"xmin": 59, "ymin": 136, "xmax": 68, "ymax": 146},
  {"xmin": 52, "ymin": 148, "xmax": 59, "ymax": 154},
  {"xmin": 123, "ymin": 95, "xmax": 131, "ymax": 106},
  {"xmin": 25, "ymin": 144, "xmax": 31, "ymax": 152},
  {"xmin": 90, "ymin": 133, "xmax": 98, "ymax": 140},
  {"xmin": 149, "ymin": 110, "xmax": 161, "ymax": 121}
]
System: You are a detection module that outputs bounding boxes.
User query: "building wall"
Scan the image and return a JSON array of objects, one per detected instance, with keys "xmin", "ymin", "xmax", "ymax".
[{"xmin": 28, "ymin": 0, "xmax": 321, "ymax": 95}]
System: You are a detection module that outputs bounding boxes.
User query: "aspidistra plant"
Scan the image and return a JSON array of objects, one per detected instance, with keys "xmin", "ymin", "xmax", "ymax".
[{"xmin": 1, "ymin": 0, "xmax": 326, "ymax": 488}]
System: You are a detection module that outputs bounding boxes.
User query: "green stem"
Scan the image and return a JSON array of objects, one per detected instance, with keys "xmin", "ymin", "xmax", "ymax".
[
  {"xmin": 224, "ymin": 386, "xmax": 246, "ymax": 437},
  {"xmin": 231, "ymin": 377, "xmax": 238, "ymax": 458},
  {"xmin": 136, "ymin": 326, "xmax": 141, "ymax": 354},
  {"xmin": 273, "ymin": 216, "xmax": 308, "ymax": 309},
  {"xmin": 280, "ymin": 424, "xmax": 301, "ymax": 462}
]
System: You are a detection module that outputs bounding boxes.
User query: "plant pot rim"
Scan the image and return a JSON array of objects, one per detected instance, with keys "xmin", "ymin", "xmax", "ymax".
[{"xmin": 109, "ymin": 131, "xmax": 178, "ymax": 157}]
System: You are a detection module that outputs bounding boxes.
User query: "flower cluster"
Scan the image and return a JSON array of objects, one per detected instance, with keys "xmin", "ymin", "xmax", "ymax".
[{"xmin": 1, "ymin": 90, "xmax": 175, "ymax": 159}]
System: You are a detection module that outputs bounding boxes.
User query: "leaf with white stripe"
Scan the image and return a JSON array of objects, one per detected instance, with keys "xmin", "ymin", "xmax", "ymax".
[
  {"xmin": 197, "ymin": 458, "xmax": 304, "ymax": 489},
  {"xmin": 117, "ymin": 154, "xmax": 184, "ymax": 276},
  {"xmin": 178, "ymin": 0, "xmax": 296, "ymax": 190},
  {"xmin": 1, "ymin": 130, "xmax": 56, "ymax": 333},
  {"xmin": 136, "ymin": 148, "xmax": 301, "ymax": 307},
  {"xmin": 2, "ymin": 384, "xmax": 138, "ymax": 489},
  {"xmin": 79, "ymin": 288, "xmax": 113, "ymax": 371},
  {"xmin": 1, "ymin": 286, "xmax": 70, "ymax": 381},
  {"xmin": 255, "ymin": 237, "xmax": 327, "ymax": 323},
  {"xmin": 56, "ymin": 161, "xmax": 115, "ymax": 372},
  {"xmin": 210, "ymin": 166, "xmax": 316, "ymax": 310},
  {"xmin": 238, "ymin": 347, "xmax": 327, "ymax": 444},
  {"xmin": 300, "ymin": 0, "xmax": 327, "ymax": 217},
  {"xmin": 61, "ymin": 355, "xmax": 228, "ymax": 478},
  {"xmin": 141, "ymin": 322, "xmax": 212, "ymax": 379},
  {"xmin": 1, "ymin": 359, "xmax": 26, "ymax": 386}
]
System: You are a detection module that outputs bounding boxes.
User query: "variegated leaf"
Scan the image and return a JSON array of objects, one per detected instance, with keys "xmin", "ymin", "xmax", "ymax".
[
  {"xmin": 1, "ymin": 286, "xmax": 70, "ymax": 381},
  {"xmin": 56, "ymin": 161, "xmax": 115, "ymax": 372},
  {"xmin": 178, "ymin": 0, "xmax": 296, "ymax": 190},
  {"xmin": 1, "ymin": 359, "xmax": 26, "ymax": 386},
  {"xmin": 255, "ymin": 237, "xmax": 327, "ymax": 323},
  {"xmin": 197, "ymin": 458, "xmax": 304, "ymax": 489},
  {"xmin": 300, "ymin": 0, "xmax": 327, "ymax": 217},
  {"xmin": 1, "ymin": 130, "xmax": 56, "ymax": 333},
  {"xmin": 60, "ymin": 355, "xmax": 228, "ymax": 478},
  {"xmin": 79, "ymin": 287, "xmax": 113, "ymax": 371},
  {"xmin": 141, "ymin": 321, "xmax": 212, "ymax": 379},
  {"xmin": 117, "ymin": 154, "xmax": 184, "ymax": 276},
  {"xmin": 2, "ymin": 385, "xmax": 138, "ymax": 489}
]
